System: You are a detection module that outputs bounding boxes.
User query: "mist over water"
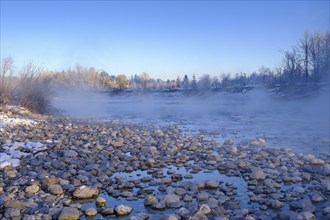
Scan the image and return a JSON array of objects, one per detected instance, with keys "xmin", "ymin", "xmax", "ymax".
[{"xmin": 52, "ymin": 87, "xmax": 330, "ymax": 155}]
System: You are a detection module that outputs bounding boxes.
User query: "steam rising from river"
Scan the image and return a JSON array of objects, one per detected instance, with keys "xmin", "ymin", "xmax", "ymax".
[{"xmin": 52, "ymin": 86, "xmax": 330, "ymax": 155}]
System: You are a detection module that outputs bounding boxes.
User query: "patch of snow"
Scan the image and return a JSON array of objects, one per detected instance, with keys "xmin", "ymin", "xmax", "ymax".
[
  {"xmin": 0, "ymin": 114, "xmax": 37, "ymax": 128},
  {"xmin": 0, "ymin": 141, "xmax": 46, "ymax": 168}
]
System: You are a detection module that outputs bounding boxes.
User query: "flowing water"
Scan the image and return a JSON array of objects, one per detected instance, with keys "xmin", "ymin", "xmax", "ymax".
[{"xmin": 53, "ymin": 87, "xmax": 330, "ymax": 155}]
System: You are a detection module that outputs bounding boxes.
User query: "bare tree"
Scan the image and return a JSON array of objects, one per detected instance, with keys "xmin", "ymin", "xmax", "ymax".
[
  {"xmin": 182, "ymin": 75, "xmax": 189, "ymax": 90},
  {"xmin": 199, "ymin": 74, "xmax": 212, "ymax": 89},
  {"xmin": 140, "ymin": 72, "xmax": 150, "ymax": 89},
  {"xmin": 298, "ymin": 31, "xmax": 312, "ymax": 79},
  {"xmin": 176, "ymin": 76, "xmax": 181, "ymax": 88},
  {"xmin": 0, "ymin": 56, "xmax": 14, "ymax": 99}
]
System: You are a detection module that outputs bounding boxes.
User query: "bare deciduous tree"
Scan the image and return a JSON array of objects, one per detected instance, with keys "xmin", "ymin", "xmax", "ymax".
[{"xmin": 140, "ymin": 72, "xmax": 150, "ymax": 89}]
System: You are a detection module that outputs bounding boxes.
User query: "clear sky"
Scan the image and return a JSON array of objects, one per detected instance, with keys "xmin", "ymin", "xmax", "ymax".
[{"xmin": 1, "ymin": 1, "xmax": 329, "ymax": 80}]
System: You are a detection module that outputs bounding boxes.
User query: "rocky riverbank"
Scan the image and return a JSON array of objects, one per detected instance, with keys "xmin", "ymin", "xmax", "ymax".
[{"xmin": 0, "ymin": 106, "xmax": 329, "ymax": 220}]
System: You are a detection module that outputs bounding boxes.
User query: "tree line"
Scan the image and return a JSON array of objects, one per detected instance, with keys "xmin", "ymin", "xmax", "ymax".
[{"xmin": 0, "ymin": 30, "xmax": 329, "ymax": 113}]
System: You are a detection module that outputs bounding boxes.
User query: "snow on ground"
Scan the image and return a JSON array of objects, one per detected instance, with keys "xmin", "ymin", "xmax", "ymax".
[
  {"xmin": 0, "ymin": 142, "xmax": 47, "ymax": 168},
  {"xmin": 0, "ymin": 107, "xmax": 45, "ymax": 168},
  {"xmin": 0, "ymin": 114, "xmax": 38, "ymax": 128}
]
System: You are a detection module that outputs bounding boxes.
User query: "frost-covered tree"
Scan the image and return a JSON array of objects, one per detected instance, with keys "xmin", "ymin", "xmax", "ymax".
[
  {"xmin": 116, "ymin": 74, "xmax": 128, "ymax": 90},
  {"xmin": 140, "ymin": 72, "xmax": 149, "ymax": 89},
  {"xmin": 198, "ymin": 74, "xmax": 212, "ymax": 89},
  {"xmin": 176, "ymin": 76, "xmax": 181, "ymax": 88},
  {"xmin": 182, "ymin": 75, "xmax": 189, "ymax": 90},
  {"xmin": 191, "ymin": 74, "xmax": 198, "ymax": 90},
  {"xmin": 211, "ymin": 76, "xmax": 220, "ymax": 89}
]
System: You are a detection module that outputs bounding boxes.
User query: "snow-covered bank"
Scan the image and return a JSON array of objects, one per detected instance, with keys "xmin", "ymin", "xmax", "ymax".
[
  {"xmin": 0, "ymin": 142, "xmax": 47, "ymax": 168},
  {"xmin": 0, "ymin": 106, "xmax": 47, "ymax": 168},
  {"xmin": 0, "ymin": 114, "xmax": 38, "ymax": 128}
]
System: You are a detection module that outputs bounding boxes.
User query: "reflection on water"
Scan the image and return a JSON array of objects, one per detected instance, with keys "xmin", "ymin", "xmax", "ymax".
[{"xmin": 81, "ymin": 164, "xmax": 249, "ymax": 220}]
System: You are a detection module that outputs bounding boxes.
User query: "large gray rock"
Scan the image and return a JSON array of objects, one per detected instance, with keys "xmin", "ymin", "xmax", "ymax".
[
  {"xmin": 177, "ymin": 207, "xmax": 190, "ymax": 218},
  {"xmin": 199, "ymin": 204, "xmax": 211, "ymax": 215},
  {"xmin": 250, "ymin": 168, "xmax": 266, "ymax": 180},
  {"xmin": 299, "ymin": 212, "xmax": 316, "ymax": 220},
  {"xmin": 4, "ymin": 207, "xmax": 20, "ymax": 218},
  {"xmin": 58, "ymin": 207, "xmax": 80, "ymax": 220},
  {"xmin": 4, "ymin": 200, "xmax": 24, "ymax": 210},
  {"xmin": 310, "ymin": 192, "xmax": 325, "ymax": 202},
  {"xmin": 152, "ymin": 201, "xmax": 166, "ymax": 210},
  {"xmin": 164, "ymin": 193, "xmax": 181, "ymax": 208},
  {"xmin": 73, "ymin": 185, "xmax": 99, "ymax": 199},
  {"xmin": 85, "ymin": 208, "xmax": 97, "ymax": 216},
  {"xmin": 115, "ymin": 205, "xmax": 132, "ymax": 216},
  {"xmin": 323, "ymin": 206, "xmax": 330, "ymax": 215},
  {"xmin": 100, "ymin": 207, "xmax": 114, "ymax": 216},
  {"xmin": 96, "ymin": 197, "xmax": 106, "ymax": 206},
  {"xmin": 197, "ymin": 192, "xmax": 209, "ymax": 201},
  {"xmin": 174, "ymin": 187, "xmax": 187, "ymax": 196},
  {"xmin": 48, "ymin": 184, "xmax": 63, "ymax": 195},
  {"xmin": 25, "ymin": 185, "xmax": 40, "ymax": 194},
  {"xmin": 144, "ymin": 195, "xmax": 158, "ymax": 206},
  {"xmin": 205, "ymin": 180, "xmax": 219, "ymax": 189},
  {"xmin": 290, "ymin": 197, "xmax": 315, "ymax": 212},
  {"xmin": 64, "ymin": 150, "xmax": 78, "ymax": 158}
]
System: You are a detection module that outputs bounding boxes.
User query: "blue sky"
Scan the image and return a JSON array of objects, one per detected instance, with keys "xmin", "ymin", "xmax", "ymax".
[{"xmin": 1, "ymin": 1, "xmax": 329, "ymax": 80}]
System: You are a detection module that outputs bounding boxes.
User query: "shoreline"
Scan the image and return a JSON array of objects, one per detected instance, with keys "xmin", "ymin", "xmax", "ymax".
[{"xmin": 0, "ymin": 106, "xmax": 329, "ymax": 219}]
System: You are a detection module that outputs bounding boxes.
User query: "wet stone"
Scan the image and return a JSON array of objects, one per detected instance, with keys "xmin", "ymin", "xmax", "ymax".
[
  {"xmin": 85, "ymin": 208, "xmax": 97, "ymax": 216},
  {"xmin": 115, "ymin": 205, "xmax": 133, "ymax": 216},
  {"xmin": 144, "ymin": 195, "xmax": 158, "ymax": 206},
  {"xmin": 164, "ymin": 193, "xmax": 181, "ymax": 208},
  {"xmin": 250, "ymin": 168, "xmax": 266, "ymax": 181},
  {"xmin": 174, "ymin": 187, "xmax": 187, "ymax": 196},
  {"xmin": 290, "ymin": 197, "xmax": 316, "ymax": 212},
  {"xmin": 152, "ymin": 201, "xmax": 166, "ymax": 210},
  {"xmin": 96, "ymin": 196, "xmax": 107, "ymax": 206},
  {"xmin": 58, "ymin": 207, "xmax": 80, "ymax": 220},
  {"xmin": 299, "ymin": 212, "xmax": 316, "ymax": 220},
  {"xmin": 197, "ymin": 192, "xmax": 209, "ymax": 201},
  {"xmin": 100, "ymin": 207, "xmax": 114, "ymax": 216},
  {"xmin": 205, "ymin": 180, "xmax": 219, "ymax": 189},
  {"xmin": 73, "ymin": 185, "xmax": 99, "ymax": 199},
  {"xmin": 177, "ymin": 207, "xmax": 190, "ymax": 218},
  {"xmin": 165, "ymin": 214, "xmax": 181, "ymax": 220}
]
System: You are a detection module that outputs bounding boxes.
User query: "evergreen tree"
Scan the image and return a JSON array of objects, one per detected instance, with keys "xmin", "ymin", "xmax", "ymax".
[
  {"xmin": 191, "ymin": 74, "xmax": 198, "ymax": 90},
  {"xmin": 176, "ymin": 76, "xmax": 181, "ymax": 88},
  {"xmin": 182, "ymin": 75, "xmax": 189, "ymax": 89}
]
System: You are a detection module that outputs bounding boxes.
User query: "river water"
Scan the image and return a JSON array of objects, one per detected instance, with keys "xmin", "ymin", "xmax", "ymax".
[
  {"xmin": 52, "ymin": 87, "xmax": 330, "ymax": 219},
  {"xmin": 53, "ymin": 87, "xmax": 330, "ymax": 156}
]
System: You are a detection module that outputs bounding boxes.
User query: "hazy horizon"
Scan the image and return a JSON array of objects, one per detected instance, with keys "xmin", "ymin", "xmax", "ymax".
[{"xmin": 1, "ymin": 1, "xmax": 329, "ymax": 80}]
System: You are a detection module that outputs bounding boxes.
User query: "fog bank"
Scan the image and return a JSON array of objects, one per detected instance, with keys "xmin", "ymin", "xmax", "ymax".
[{"xmin": 52, "ymin": 87, "xmax": 330, "ymax": 154}]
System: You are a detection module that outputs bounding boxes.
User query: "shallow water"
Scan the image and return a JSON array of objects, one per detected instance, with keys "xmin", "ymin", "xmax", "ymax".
[
  {"xmin": 80, "ymin": 165, "xmax": 249, "ymax": 219},
  {"xmin": 52, "ymin": 88, "xmax": 330, "ymax": 218},
  {"xmin": 80, "ymin": 164, "xmax": 328, "ymax": 219}
]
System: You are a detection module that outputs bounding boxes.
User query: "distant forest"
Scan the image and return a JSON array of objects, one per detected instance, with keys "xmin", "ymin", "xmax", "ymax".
[{"xmin": 1, "ymin": 31, "xmax": 329, "ymax": 113}]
